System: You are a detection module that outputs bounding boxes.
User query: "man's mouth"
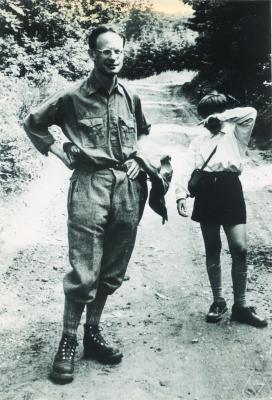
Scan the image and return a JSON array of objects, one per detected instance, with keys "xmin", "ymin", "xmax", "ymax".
[{"xmin": 107, "ymin": 64, "xmax": 119, "ymax": 69}]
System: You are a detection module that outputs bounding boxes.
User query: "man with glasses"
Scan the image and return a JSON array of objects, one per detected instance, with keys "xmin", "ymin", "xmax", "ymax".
[{"xmin": 24, "ymin": 26, "xmax": 151, "ymax": 383}]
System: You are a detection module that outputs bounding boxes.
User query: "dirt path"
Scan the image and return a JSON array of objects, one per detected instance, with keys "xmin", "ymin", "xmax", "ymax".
[{"xmin": 0, "ymin": 75, "xmax": 272, "ymax": 400}]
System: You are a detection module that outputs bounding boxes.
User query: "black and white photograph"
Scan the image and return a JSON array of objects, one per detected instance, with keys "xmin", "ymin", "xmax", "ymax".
[{"xmin": 0, "ymin": 0, "xmax": 271, "ymax": 399}]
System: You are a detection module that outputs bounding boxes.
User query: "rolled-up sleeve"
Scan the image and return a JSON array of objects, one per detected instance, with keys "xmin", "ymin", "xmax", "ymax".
[
  {"xmin": 23, "ymin": 92, "xmax": 64, "ymax": 155},
  {"xmin": 217, "ymin": 107, "xmax": 257, "ymax": 146}
]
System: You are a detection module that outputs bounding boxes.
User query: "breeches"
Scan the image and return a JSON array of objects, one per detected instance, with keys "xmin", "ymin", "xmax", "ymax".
[{"xmin": 63, "ymin": 168, "xmax": 145, "ymax": 303}]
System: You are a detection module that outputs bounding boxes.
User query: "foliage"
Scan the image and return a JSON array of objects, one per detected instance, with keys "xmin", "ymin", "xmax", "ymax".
[
  {"xmin": 56, "ymin": 0, "xmax": 130, "ymax": 29},
  {"xmin": 123, "ymin": 0, "xmax": 159, "ymax": 40},
  {"xmin": 0, "ymin": 0, "xmax": 129, "ymax": 46},
  {"xmin": 121, "ymin": 8, "xmax": 193, "ymax": 79},
  {"xmin": 0, "ymin": 0, "xmax": 79, "ymax": 48},
  {"xmin": 0, "ymin": 0, "xmax": 130, "ymax": 80},
  {"xmin": 182, "ymin": 0, "xmax": 272, "ymax": 138},
  {"xmin": 0, "ymin": 0, "xmax": 192, "ymax": 82},
  {"xmin": 0, "ymin": 35, "xmax": 90, "ymax": 82},
  {"xmin": 0, "ymin": 73, "xmax": 44, "ymax": 195},
  {"xmin": 122, "ymin": 29, "xmax": 190, "ymax": 79}
]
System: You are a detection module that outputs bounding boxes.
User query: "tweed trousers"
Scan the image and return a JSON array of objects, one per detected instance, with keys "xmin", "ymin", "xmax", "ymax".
[{"xmin": 63, "ymin": 168, "xmax": 144, "ymax": 303}]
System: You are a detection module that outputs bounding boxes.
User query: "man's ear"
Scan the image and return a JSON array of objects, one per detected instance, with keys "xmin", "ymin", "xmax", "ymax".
[{"xmin": 88, "ymin": 49, "xmax": 95, "ymax": 61}]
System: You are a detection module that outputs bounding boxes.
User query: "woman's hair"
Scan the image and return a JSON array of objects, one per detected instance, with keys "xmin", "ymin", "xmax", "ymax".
[{"xmin": 197, "ymin": 91, "xmax": 239, "ymax": 118}]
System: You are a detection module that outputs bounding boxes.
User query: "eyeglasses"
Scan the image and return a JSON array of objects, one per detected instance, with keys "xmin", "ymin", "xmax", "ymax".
[{"xmin": 96, "ymin": 48, "xmax": 124, "ymax": 57}]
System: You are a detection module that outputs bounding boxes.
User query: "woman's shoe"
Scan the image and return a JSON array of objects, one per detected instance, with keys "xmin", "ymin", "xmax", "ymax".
[
  {"xmin": 231, "ymin": 305, "xmax": 268, "ymax": 328},
  {"xmin": 206, "ymin": 300, "xmax": 228, "ymax": 323}
]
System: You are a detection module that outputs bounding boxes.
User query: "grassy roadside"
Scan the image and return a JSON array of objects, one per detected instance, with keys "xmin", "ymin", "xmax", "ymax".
[{"xmin": 0, "ymin": 73, "xmax": 70, "ymax": 198}]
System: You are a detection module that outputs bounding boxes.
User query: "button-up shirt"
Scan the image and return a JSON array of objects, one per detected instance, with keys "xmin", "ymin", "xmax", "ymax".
[
  {"xmin": 23, "ymin": 71, "xmax": 150, "ymax": 167},
  {"xmin": 175, "ymin": 107, "xmax": 257, "ymax": 200}
]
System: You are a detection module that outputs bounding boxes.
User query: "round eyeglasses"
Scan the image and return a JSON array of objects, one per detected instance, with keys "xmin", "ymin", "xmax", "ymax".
[{"xmin": 96, "ymin": 48, "xmax": 124, "ymax": 57}]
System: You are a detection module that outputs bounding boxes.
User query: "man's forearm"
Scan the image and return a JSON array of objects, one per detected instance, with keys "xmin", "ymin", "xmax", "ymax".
[{"xmin": 23, "ymin": 115, "xmax": 55, "ymax": 156}]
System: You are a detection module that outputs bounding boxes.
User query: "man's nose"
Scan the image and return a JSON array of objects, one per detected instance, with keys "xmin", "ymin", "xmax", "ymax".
[{"xmin": 109, "ymin": 51, "xmax": 118, "ymax": 60}]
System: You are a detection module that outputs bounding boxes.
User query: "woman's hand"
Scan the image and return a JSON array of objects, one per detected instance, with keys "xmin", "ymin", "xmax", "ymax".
[
  {"xmin": 177, "ymin": 198, "xmax": 189, "ymax": 217},
  {"xmin": 204, "ymin": 115, "xmax": 222, "ymax": 135}
]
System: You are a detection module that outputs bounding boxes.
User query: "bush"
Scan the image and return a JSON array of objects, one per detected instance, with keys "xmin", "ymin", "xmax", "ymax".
[
  {"xmin": 121, "ymin": 31, "xmax": 190, "ymax": 79},
  {"xmin": 0, "ymin": 72, "xmax": 76, "ymax": 196},
  {"xmin": 0, "ymin": 33, "xmax": 90, "ymax": 83}
]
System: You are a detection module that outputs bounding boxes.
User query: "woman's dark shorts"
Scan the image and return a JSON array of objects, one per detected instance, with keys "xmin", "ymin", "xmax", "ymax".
[{"xmin": 192, "ymin": 171, "xmax": 246, "ymax": 225}]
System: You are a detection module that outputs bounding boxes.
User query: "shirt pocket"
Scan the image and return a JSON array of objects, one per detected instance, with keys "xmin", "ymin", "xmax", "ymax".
[
  {"xmin": 118, "ymin": 117, "xmax": 137, "ymax": 148},
  {"xmin": 78, "ymin": 117, "xmax": 105, "ymax": 148}
]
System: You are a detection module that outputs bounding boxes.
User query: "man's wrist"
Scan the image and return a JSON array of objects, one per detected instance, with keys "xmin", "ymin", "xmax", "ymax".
[
  {"xmin": 48, "ymin": 142, "xmax": 56, "ymax": 152},
  {"xmin": 49, "ymin": 142, "xmax": 62, "ymax": 157},
  {"xmin": 176, "ymin": 192, "xmax": 189, "ymax": 202}
]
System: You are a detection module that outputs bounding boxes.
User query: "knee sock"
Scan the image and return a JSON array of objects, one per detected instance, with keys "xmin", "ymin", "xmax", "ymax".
[
  {"xmin": 232, "ymin": 253, "xmax": 247, "ymax": 308},
  {"xmin": 206, "ymin": 261, "xmax": 224, "ymax": 303},
  {"xmin": 86, "ymin": 291, "xmax": 108, "ymax": 327},
  {"xmin": 63, "ymin": 296, "xmax": 85, "ymax": 337}
]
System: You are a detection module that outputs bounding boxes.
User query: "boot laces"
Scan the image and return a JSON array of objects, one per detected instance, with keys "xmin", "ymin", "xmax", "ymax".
[
  {"xmin": 90, "ymin": 326, "xmax": 108, "ymax": 346},
  {"xmin": 60, "ymin": 336, "xmax": 78, "ymax": 361}
]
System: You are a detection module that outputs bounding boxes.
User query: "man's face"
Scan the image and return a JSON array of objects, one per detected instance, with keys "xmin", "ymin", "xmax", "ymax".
[{"xmin": 92, "ymin": 32, "xmax": 124, "ymax": 76}]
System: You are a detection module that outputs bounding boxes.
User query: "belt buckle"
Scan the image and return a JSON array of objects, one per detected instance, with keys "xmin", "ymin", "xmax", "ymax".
[{"xmin": 114, "ymin": 163, "xmax": 127, "ymax": 172}]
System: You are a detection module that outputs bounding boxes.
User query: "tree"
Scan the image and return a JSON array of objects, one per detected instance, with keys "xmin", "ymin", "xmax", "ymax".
[
  {"xmin": 0, "ymin": 0, "xmax": 80, "ymax": 48},
  {"xmin": 57, "ymin": 0, "xmax": 130, "ymax": 29},
  {"xmin": 183, "ymin": 0, "xmax": 271, "ymax": 97},
  {"xmin": 182, "ymin": 0, "xmax": 271, "ymax": 136},
  {"xmin": 121, "ymin": 2, "xmax": 192, "ymax": 79},
  {"xmin": 123, "ymin": 0, "xmax": 159, "ymax": 40},
  {"xmin": 0, "ymin": 0, "xmax": 130, "ymax": 79}
]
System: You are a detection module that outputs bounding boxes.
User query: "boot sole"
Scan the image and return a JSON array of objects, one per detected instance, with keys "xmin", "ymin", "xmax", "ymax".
[
  {"xmin": 50, "ymin": 370, "xmax": 74, "ymax": 384},
  {"xmin": 206, "ymin": 306, "xmax": 228, "ymax": 323},
  {"xmin": 83, "ymin": 351, "xmax": 123, "ymax": 364},
  {"xmin": 231, "ymin": 315, "xmax": 268, "ymax": 328}
]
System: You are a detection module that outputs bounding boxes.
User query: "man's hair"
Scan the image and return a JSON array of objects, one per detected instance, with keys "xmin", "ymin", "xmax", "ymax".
[
  {"xmin": 88, "ymin": 26, "xmax": 126, "ymax": 50},
  {"xmin": 197, "ymin": 91, "xmax": 240, "ymax": 118}
]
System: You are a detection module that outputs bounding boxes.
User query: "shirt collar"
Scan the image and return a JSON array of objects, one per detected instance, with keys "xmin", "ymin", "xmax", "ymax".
[{"xmin": 85, "ymin": 70, "xmax": 124, "ymax": 96}]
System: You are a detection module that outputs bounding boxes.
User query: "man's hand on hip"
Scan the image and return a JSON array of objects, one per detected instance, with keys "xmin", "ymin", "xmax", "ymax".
[{"xmin": 49, "ymin": 142, "xmax": 75, "ymax": 170}]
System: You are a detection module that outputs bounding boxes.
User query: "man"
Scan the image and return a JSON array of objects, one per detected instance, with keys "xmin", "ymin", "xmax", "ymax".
[{"xmin": 24, "ymin": 26, "xmax": 152, "ymax": 383}]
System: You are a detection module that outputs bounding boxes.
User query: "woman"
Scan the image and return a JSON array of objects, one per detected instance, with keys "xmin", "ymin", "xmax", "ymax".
[{"xmin": 176, "ymin": 92, "xmax": 267, "ymax": 327}]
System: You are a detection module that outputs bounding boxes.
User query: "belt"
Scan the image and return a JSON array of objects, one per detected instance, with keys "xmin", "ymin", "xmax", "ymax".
[
  {"xmin": 76, "ymin": 161, "xmax": 128, "ymax": 173},
  {"xmin": 110, "ymin": 163, "xmax": 128, "ymax": 172},
  {"xmin": 202, "ymin": 171, "xmax": 239, "ymax": 176}
]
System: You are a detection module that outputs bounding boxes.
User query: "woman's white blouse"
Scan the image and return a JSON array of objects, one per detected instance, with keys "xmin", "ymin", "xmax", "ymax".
[{"xmin": 175, "ymin": 107, "xmax": 257, "ymax": 200}]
